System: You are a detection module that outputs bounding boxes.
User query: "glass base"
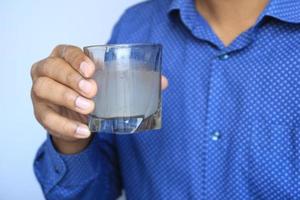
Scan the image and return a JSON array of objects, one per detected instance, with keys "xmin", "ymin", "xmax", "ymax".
[{"xmin": 88, "ymin": 113, "xmax": 161, "ymax": 134}]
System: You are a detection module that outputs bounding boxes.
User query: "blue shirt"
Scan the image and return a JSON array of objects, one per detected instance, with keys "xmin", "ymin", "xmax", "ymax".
[{"xmin": 34, "ymin": 0, "xmax": 300, "ymax": 199}]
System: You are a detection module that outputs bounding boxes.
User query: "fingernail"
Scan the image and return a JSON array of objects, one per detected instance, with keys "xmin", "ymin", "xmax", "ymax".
[
  {"xmin": 75, "ymin": 125, "xmax": 90, "ymax": 138},
  {"xmin": 79, "ymin": 79, "xmax": 92, "ymax": 94},
  {"xmin": 75, "ymin": 96, "xmax": 92, "ymax": 110},
  {"xmin": 80, "ymin": 61, "xmax": 90, "ymax": 77}
]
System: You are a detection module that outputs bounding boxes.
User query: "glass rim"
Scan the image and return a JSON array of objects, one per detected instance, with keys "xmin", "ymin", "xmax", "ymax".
[{"xmin": 83, "ymin": 43, "xmax": 162, "ymax": 50}]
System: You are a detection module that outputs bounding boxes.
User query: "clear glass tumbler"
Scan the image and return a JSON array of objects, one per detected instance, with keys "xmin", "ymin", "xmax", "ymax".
[{"xmin": 84, "ymin": 44, "xmax": 162, "ymax": 134}]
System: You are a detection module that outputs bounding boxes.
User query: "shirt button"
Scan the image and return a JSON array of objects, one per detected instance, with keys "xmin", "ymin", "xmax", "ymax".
[
  {"xmin": 219, "ymin": 54, "xmax": 230, "ymax": 60},
  {"xmin": 211, "ymin": 131, "xmax": 221, "ymax": 141}
]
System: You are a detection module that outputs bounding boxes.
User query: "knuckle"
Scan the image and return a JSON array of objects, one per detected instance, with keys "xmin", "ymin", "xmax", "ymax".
[
  {"xmin": 32, "ymin": 77, "xmax": 47, "ymax": 97},
  {"xmin": 31, "ymin": 57, "xmax": 60, "ymax": 79},
  {"xmin": 33, "ymin": 107, "xmax": 41, "ymax": 124},
  {"xmin": 65, "ymin": 46, "xmax": 80, "ymax": 57},
  {"xmin": 40, "ymin": 112, "xmax": 52, "ymax": 129},
  {"xmin": 73, "ymin": 53, "xmax": 86, "ymax": 64},
  {"xmin": 66, "ymin": 48, "xmax": 85, "ymax": 66},
  {"xmin": 63, "ymin": 90, "xmax": 76, "ymax": 107},
  {"xmin": 65, "ymin": 71, "xmax": 80, "ymax": 87},
  {"xmin": 30, "ymin": 89, "xmax": 35, "ymax": 101},
  {"xmin": 53, "ymin": 44, "xmax": 68, "ymax": 55},
  {"xmin": 52, "ymin": 44, "xmax": 83, "ymax": 59},
  {"xmin": 61, "ymin": 120, "xmax": 73, "ymax": 136},
  {"xmin": 54, "ymin": 44, "xmax": 65, "ymax": 50},
  {"xmin": 31, "ymin": 61, "xmax": 39, "ymax": 79},
  {"xmin": 44, "ymin": 57, "xmax": 59, "ymax": 68},
  {"xmin": 35, "ymin": 113, "xmax": 48, "ymax": 131},
  {"xmin": 67, "ymin": 45, "xmax": 81, "ymax": 53}
]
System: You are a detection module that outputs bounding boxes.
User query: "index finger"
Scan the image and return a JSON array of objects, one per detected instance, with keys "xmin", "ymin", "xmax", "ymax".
[{"xmin": 51, "ymin": 44, "xmax": 95, "ymax": 78}]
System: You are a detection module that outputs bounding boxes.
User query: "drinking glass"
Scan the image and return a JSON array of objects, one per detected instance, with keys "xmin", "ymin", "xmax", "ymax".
[{"xmin": 84, "ymin": 44, "xmax": 162, "ymax": 134}]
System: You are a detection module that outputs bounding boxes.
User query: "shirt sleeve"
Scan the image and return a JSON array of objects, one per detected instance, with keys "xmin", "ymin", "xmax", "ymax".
[
  {"xmin": 33, "ymin": 133, "xmax": 122, "ymax": 200},
  {"xmin": 33, "ymin": 11, "xmax": 126, "ymax": 200}
]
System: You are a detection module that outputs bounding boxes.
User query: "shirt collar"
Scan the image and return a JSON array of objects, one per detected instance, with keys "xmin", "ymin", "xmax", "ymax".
[
  {"xmin": 264, "ymin": 0, "xmax": 300, "ymax": 24},
  {"xmin": 167, "ymin": 0, "xmax": 183, "ymax": 17},
  {"xmin": 168, "ymin": 0, "xmax": 300, "ymax": 24}
]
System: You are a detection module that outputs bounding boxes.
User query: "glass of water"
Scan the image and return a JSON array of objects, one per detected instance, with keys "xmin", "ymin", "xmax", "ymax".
[{"xmin": 84, "ymin": 44, "xmax": 162, "ymax": 134}]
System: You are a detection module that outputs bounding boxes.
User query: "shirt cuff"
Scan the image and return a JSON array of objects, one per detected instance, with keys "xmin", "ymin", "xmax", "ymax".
[{"xmin": 34, "ymin": 133, "xmax": 102, "ymax": 194}]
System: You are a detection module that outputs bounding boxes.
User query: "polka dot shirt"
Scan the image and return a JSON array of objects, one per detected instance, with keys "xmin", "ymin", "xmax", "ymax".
[{"xmin": 34, "ymin": 0, "xmax": 300, "ymax": 199}]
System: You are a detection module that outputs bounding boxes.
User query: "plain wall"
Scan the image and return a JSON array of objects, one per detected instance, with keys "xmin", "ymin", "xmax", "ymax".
[{"xmin": 0, "ymin": 0, "xmax": 141, "ymax": 199}]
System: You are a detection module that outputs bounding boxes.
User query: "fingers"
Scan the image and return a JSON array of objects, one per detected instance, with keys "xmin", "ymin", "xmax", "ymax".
[
  {"xmin": 32, "ymin": 57, "xmax": 97, "ymax": 98},
  {"xmin": 33, "ymin": 99, "xmax": 91, "ymax": 139},
  {"xmin": 161, "ymin": 75, "xmax": 168, "ymax": 90},
  {"xmin": 32, "ymin": 77, "xmax": 95, "ymax": 115},
  {"xmin": 51, "ymin": 45, "xmax": 95, "ymax": 78}
]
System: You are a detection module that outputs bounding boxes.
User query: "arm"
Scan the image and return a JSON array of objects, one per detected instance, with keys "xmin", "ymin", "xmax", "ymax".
[
  {"xmin": 31, "ymin": 15, "xmax": 124, "ymax": 200},
  {"xmin": 34, "ymin": 134, "xmax": 122, "ymax": 200},
  {"xmin": 31, "ymin": 5, "xmax": 168, "ymax": 199}
]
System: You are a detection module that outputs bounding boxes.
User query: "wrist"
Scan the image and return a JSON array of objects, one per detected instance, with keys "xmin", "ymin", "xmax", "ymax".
[{"xmin": 51, "ymin": 135, "xmax": 93, "ymax": 154}]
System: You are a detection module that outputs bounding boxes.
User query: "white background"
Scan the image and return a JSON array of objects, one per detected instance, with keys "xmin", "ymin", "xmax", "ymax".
[{"xmin": 0, "ymin": 0, "xmax": 141, "ymax": 199}]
